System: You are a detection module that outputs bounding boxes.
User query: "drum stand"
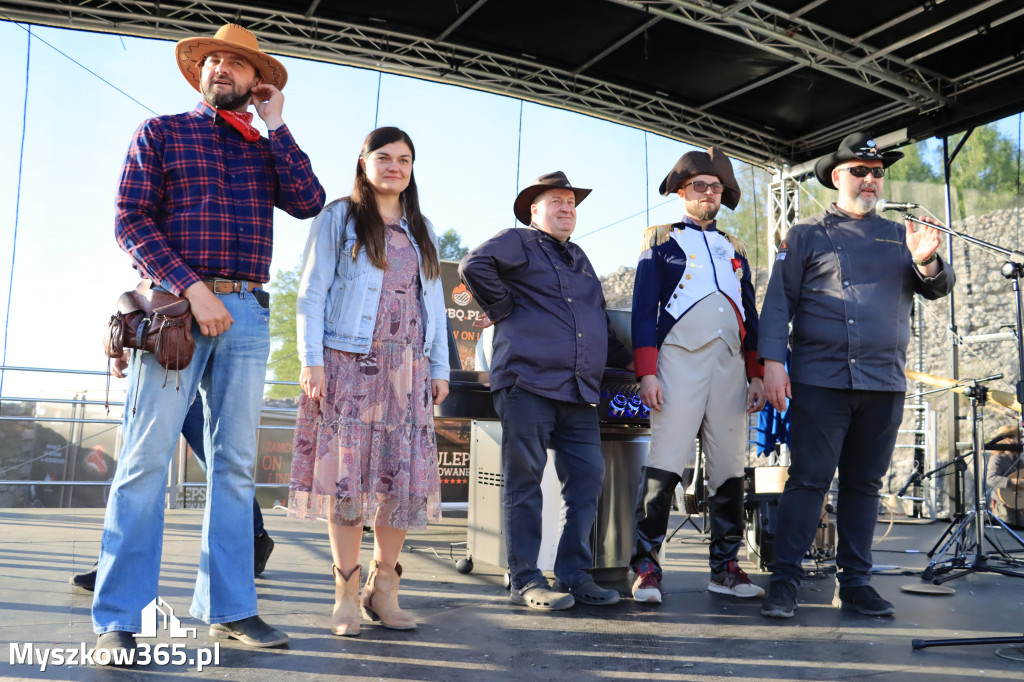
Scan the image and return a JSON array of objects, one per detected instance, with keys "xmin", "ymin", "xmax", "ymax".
[
  {"xmin": 893, "ymin": 209, "xmax": 1024, "ymax": 652},
  {"xmin": 921, "ymin": 381, "xmax": 1024, "ymax": 584},
  {"xmin": 667, "ymin": 448, "xmax": 709, "ymax": 542}
]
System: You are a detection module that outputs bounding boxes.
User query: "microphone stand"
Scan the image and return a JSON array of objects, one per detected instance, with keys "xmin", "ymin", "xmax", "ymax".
[
  {"xmin": 889, "ymin": 207, "xmax": 1024, "ymax": 652},
  {"xmin": 893, "ymin": 210, "xmax": 1024, "ymax": 267}
]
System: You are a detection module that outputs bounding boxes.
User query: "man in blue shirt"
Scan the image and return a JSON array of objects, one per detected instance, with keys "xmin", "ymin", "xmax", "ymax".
[
  {"xmin": 758, "ymin": 133, "xmax": 953, "ymax": 619},
  {"xmin": 459, "ymin": 172, "xmax": 632, "ymax": 610}
]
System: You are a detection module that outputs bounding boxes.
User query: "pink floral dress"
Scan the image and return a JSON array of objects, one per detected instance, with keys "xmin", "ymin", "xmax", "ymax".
[{"xmin": 288, "ymin": 224, "xmax": 442, "ymax": 529}]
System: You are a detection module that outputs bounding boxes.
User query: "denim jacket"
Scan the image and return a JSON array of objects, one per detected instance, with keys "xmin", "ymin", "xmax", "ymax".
[{"xmin": 296, "ymin": 199, "xmax": 451, "ymax": 381}]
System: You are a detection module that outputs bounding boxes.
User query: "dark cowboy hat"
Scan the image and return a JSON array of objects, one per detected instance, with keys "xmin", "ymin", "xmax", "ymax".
[
  {"xmin": 658, "ymin": 147, "xmax": 741, "ymax": 210},
  {"xmin": 814, "ymin": 132, "xmax": 904, "ymax": 190},
  {"xmin": 513, "ymin": 171, "xmax": 592, "ymax": 226},
  {"xmin": 176, "ymin": 23, "xmax": 288, "ymax": 92}
]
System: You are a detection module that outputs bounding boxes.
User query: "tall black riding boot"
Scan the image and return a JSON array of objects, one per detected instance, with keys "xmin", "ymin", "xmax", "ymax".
[
  {"xmin": 630, "ymin": 466, "xmax": 683, "ymax": 573},
  {"xmin": 707, "ymin": 476, "xmax": 763, "ymax": 597},
  {"xmin": 707, "ymin": 476, "xmax": 746, "ymax": 572}
]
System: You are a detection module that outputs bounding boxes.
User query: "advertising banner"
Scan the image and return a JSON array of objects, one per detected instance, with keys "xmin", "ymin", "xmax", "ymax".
[{"xmin": 441, "ymin": 260, "xmax": 485, "ymax": 370}]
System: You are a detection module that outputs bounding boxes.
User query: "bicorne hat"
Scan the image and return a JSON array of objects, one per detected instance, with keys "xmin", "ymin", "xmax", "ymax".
[{"xmin": 658, "ymin": 147, "xmax": 741, "ymax": 210}]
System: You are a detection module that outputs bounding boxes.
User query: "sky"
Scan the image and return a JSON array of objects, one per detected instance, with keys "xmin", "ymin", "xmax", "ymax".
[
  {"xmin": 0, "ymin": 21, "xmax": 1022, "ymax": 401},
  {"xmin": 0, "ymin": 22, "xmax": 704, "ymax": 399}
]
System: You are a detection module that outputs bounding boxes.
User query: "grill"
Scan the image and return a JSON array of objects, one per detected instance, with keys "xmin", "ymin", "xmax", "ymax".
[{"xmin": 442, "ymin": 309, "xmax": 651, "ymax": 584}]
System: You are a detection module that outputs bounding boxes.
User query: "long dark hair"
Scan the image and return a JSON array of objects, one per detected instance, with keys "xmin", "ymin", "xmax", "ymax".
[{"xmin": 344, "ymin": 126, "xmax": 440, "ymax": 280}]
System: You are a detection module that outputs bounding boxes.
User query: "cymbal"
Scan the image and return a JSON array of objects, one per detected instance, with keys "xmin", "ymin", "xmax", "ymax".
[
  {"xmin": 905, "ymin": 370, "xmax": 1021, "ymax": 413},
  {"xmin": 989, "ymin": 389, "xmax": 1021, "ymax": 412}
]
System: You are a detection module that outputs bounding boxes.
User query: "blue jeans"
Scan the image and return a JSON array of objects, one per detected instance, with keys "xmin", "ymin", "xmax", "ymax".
[
  {"xmin": 181, "ymin": 397, "xmax": 264, "ymax": 537},
  {"xmin": 769, "ymin": 383, "xmax": 903, "ymax": 587},
  {"xmin": 93, "ymin": 289, "xmax": 270, "ymax": 633},
  {"xmin": 493, "ymin": 386, "xmax": 604, "ymax": 591}
]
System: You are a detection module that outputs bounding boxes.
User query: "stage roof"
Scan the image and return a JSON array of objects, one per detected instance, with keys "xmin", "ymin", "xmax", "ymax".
[{"xmin": 4, "ymin": 0, "xmax": 1024, "ymax": 168}]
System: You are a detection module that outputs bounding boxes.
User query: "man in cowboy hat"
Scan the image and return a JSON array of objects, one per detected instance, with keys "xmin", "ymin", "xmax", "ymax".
[
  {"xmin": 92, "ymin": 23, "xmax": 324, "ymax": 662},
  {"xmin": 758, "ymin": 132, "xmax": 953, "ymax": 619},
  {"xmin": 459, "ymin": 172, "xmax": 633, "ymax": 610},
  {"xmin": 628, "ymin": 147, "xmax": 766, "ymax": 605}
]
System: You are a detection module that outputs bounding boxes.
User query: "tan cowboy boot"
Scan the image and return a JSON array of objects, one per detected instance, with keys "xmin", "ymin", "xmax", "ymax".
[
  {"xmin": 331, "ymin": 564, "xmax": 361, "ymax": 637},
  {"xmin": 360, "ymin": 560, "xmax": 416, "ymax": 630}
]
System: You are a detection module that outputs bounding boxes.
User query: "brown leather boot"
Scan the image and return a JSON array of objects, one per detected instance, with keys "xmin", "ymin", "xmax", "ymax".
[
  {"xmin": 331, "ymin": 564, "xmax": 361, "ymax": 637},
  {"xmin": 360, "ymin": 560, "xmax": 415, "ymax": 630}
]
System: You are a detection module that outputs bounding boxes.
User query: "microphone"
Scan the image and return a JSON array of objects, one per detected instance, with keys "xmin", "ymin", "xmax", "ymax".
[
  {"xmin": 876, "ymin": 199, "xmax": 920, "ymax": 212},
  {"xmin": 896, "ymin": 471, "xmax": 921, "ymax": 497}
]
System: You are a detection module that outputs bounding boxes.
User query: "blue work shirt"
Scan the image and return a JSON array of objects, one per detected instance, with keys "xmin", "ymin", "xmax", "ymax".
[
  {"xmin": 459, "ymin": 226, "xmax": 631, "ymax": 404},
  {"xmin": 758, "ymin": 204, "xmax": 955, "ymax": 392}
]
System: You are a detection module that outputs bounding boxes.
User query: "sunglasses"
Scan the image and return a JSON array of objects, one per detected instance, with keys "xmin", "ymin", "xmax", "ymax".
[
  {"xmin": 837, "ymin": 166, "xmax": 885, "ymax": 179},
  {"xmin": 681, "ymin": 180, "xmax": 725, "ymax": 194}
]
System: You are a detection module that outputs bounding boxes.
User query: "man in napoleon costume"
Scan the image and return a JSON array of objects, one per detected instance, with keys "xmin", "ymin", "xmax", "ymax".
[{"xmin": 629, "ymin": 148, "xmax": 766, "ymax": 604}]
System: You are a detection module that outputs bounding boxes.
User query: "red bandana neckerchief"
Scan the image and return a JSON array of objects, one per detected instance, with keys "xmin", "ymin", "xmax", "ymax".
[{"xmin": 217, "ymin": 110, "xmax": 261, "ymax": 142}]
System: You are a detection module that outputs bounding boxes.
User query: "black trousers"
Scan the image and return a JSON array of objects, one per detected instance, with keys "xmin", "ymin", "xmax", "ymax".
[{"xmin": 769, "ymin": 383, "xmax": 903, "ymax": 587}]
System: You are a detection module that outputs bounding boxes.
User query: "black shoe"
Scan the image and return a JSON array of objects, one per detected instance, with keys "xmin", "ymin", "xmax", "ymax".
[
  {"xmin": 70, "ymin": 563, "xmax": 98, "ymax": 592},
  {"xmin": 94, "ymin": 631, "xmax": 137, "ymax": 667},
  {"xmin": 553, "ymin": 578, "xmax": 620, "ymax": 606},
  {"xmin": 761, "ymin": 580, "xmax": 798, "ymax": 619},
  {"xmin": 838, "ymin": 585, "xmax": 895, "ymax": 616},
  {"xmin": 209, "ymin": 615, "xmax": 289, "ymax": 647},
  {"xmin": 254, "ymin": 532, "xmax": 274, "ymax": 577}
]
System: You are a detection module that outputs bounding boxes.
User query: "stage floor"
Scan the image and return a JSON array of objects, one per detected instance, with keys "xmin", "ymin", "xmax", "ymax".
[{"xmin": 2, "ymin": 507, "xmax": 1024, "ymax": 681}]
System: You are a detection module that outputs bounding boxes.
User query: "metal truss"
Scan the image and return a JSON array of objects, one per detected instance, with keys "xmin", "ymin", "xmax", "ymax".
[
  {"xmin": 766, "ymin": 171, "xmax": 799, "ymax": 265},
  {"xmin": 0, "ymin": 0, "xmax": 1018, "ymax": 167},
  {"xmin": 608, "ymin": 0, "xmax": 948, "ymax": 109},
  {"xmin": 0, "ymin": 0, "xmax": 784, "ymax": 166},
  {"xmin": 605, "ymin": 1, "xmax": 1021, "ymax": 149}
]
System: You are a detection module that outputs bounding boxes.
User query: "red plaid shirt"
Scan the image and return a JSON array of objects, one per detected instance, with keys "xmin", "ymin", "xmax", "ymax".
[{"xmin": 115, "ymin": 102, "xmax": 326, "ymax": 295}]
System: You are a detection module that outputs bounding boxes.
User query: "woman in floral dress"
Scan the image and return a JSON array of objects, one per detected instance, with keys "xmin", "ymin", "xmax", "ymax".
[{"xmin": 289, "ymin": 127, "xmax": 449, "ymax": 636}]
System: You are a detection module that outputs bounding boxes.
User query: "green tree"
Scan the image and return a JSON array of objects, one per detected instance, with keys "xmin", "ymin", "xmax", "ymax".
[
  {"xmin": 438, "ymin": 228, "xmax": 468, "ymax": 261},
  {"xmin": 266, "ymin": 264, "xmax": 302, "ymax": 399},
  {"xmin": 950, "ymin": 125, "xmax": 1019, "ymax": 193},
  {"xmin": 716, "ymin": 163, "xmax": 774, "ymax": 273},
  {"xmin": 885, "ymin": 142, "xmax": 941, "ymax": 183}
]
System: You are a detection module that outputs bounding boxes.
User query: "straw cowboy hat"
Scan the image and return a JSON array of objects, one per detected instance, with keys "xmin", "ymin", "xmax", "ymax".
[
  {"xmin": 658, "ymin": 147, "xmax": 741, "ymax": 210},
  {"xmin": 814, "ymin": 132, "xmax": 904, "ymax": 190},
  {"xmin": 513, "ymin": 171, "xmax": 592, "ymax": 226},
  {"xmin": 175, "ymin": 24, "xmax": 288, "ymax": 92}
]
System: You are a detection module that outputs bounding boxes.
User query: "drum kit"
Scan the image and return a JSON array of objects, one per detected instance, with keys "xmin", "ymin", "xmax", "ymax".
[{"xmin": 905, "ymin": 369, "xmax": 1024, "ymax": 513}]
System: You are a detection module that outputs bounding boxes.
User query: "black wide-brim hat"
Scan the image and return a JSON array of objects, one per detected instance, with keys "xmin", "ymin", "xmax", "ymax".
[
  {"xmin": 814, "ymin": 132, "xmax": 904, "ymax": 190},
  {"xmin": 513, "ymin": 171, "xmax": 592, "ymax": 226},
  {"xmin": 658, "ymin": 147, "xmax": 741, "ymax": 210}
]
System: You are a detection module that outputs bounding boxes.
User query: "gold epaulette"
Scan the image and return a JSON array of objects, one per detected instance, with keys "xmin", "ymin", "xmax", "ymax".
[
  {"xmin": 640, "ymin": 224, "xmax": 674, "ymax": 254},
  {"xmin": 640, "ymin": 223, "xmax": 749, "ymax": 259},
  {"xmin": 721, "ymin": 230, "xmax": 748, "ymax": 259}
]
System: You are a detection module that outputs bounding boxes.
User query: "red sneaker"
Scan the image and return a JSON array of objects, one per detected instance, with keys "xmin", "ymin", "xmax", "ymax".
[{"xmin": 632, "ymin": 570, "xmax": 663, "ymax": 603}]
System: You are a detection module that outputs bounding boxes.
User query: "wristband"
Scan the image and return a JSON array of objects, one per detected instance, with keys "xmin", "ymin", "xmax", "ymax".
[{"xmin": 913, "ymin": 253, "xmax": 938, "ymax": 267}]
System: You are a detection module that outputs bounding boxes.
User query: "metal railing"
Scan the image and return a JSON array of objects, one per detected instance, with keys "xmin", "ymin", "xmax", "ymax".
[
  {"xmin": 0, "ymin": 365, "xmax": 470, "ymax": 512},
  {"xmin": 0, "ymin": 365, "xmax": 299, "ymax": 509}
]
